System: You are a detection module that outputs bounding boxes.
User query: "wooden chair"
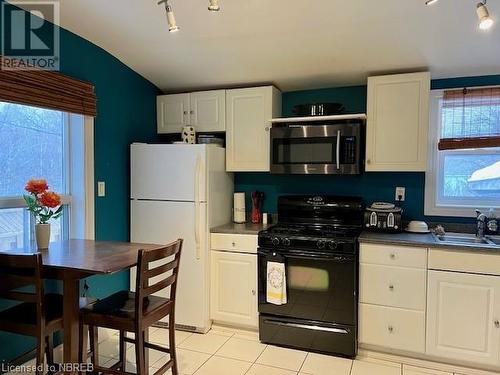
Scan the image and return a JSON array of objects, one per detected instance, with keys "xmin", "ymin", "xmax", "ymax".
[
  {"xmin": 0, "ymin": 253, "xmax": 63, "ymax": 375},
  {"xmin": 79, "ymin": 239, "xmax": 183, "ymax": 375}
]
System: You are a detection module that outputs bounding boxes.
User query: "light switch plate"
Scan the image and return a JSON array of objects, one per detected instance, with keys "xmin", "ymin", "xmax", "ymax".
[
  {"xmin": 97, "ymin": 181, "xmax": 106, "ymax": 197},
  {"xmin": 395, "ymin": 186, "xmax": 405, "ymax": 201}
]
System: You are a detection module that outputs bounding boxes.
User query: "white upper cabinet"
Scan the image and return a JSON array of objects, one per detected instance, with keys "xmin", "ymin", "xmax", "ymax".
[
  {"xmin": 190, "ymin": 90, "xmax": 226, "ymax": 132},
  {"xmin": 426, "ymin": 270, "xmax": 500, "ymax": 366},
  {"xmin": 157, "ymin": 93, "xmax": 190, "ymax": 134},
  {"xmin": 366, "ymin": 72, "xmax": 430, "ymax": 171},
  {"xmin": 226, "ymin": 86, "xmax": 282, "ymax": 172},
  {"xmin": 157, "ymin": 90, "xmax": 226, "ymax": 134}
]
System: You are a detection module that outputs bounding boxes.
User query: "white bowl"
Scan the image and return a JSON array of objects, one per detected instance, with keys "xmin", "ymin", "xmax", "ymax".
[{"xmin": 406, "ymin": 221, "xmax": 429, "ymax": 233}]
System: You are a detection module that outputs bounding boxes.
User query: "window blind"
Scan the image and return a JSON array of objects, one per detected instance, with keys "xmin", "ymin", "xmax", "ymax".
[
  {"xmin": 0, "ymin": 56, "xmax": 96, "ymax": 117},
  {"xmin": 438, "ymin": 87, "xmax": 500, "ymax": 150}
]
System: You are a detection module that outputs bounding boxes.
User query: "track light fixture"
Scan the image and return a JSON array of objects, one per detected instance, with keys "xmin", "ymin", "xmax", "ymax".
[
  {"xmin": 158, "ymin": 0, "xmax": 179, "ymax": 32},
  {"xmin": 425, "ymin": 0, "xmax": 494, "ymax": 30},
  {"xmin": 208, "ymin": 0, "xmax": 221, "ymax": 12},
  {"xmin": 477, "ymin": 1, "xmax": 494, "ymax": 30}
]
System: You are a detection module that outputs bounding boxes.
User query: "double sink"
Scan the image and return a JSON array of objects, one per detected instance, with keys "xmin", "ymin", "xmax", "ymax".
[{"xmin": 433, "ymin": 232, "xmax": 500, "ymax": 248}]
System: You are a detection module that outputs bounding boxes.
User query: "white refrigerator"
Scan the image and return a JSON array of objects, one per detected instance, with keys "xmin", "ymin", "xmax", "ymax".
[{"xmin": 130, "ymin": 143, "xmax": 233, "ymax": 333}]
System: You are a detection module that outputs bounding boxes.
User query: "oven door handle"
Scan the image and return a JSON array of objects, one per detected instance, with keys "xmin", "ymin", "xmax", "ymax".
[
  {"xmin": 258, "ymin": 249, "xmax": 353, "ymax": 262},
  {"xmin": 263, "ymin": 319, "xmax": 350, "ymax": 334},
  {"xmin": 336, "ymin": 130, "xmax": 341, "ymax": 169}
]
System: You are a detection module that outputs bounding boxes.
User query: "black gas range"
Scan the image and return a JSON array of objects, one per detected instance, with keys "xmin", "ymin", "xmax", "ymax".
[{"xmin": 257, "ymin": 195, "xmax": 364, "ymax": 358}]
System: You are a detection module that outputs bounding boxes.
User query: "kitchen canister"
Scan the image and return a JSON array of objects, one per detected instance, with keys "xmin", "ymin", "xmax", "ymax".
[
  {"xmin": 233, "ymin": 192, "xmax": 246, "ymax": 223},
  {"xmin": 182, "ymin": 126, "xmax": 196, "ymax": 144}
]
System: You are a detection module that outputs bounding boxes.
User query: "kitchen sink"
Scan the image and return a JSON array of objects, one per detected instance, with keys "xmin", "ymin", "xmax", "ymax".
[{"xmin": 433, "ymin": 232, "xmax": 499, "ymax": 247}]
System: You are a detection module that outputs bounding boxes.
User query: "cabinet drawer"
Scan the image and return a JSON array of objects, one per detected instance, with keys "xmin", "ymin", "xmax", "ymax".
[
  {"xmin": 211, "ymin": 233, "xmax": 258, "ymax": 253},
  {"xmin": 360, "ymin": 243, "xmax": 427, "ymax": 269},
  {"xmin": 359, "ymin": 303, "xmax": 425, "ymax": 353},
  {"xmin": 360, "ymin": 264, "xmax": 426, "ymax": 310}
]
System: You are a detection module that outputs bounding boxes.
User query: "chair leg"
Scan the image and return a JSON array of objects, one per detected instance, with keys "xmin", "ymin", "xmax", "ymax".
[
  {"xmin": 135, "ymin": 329, "xmax": 146, "ymax": 375},
  {"xmin": 119, "ymin": 330, "xmax": 127, "ymax": 371},
  {"xmin": 45, "ymin": 334, "xmax": 54, "ymax": 366},
  {"xmin": 88, "ymin": 325, "xmax": 99, "ymax": 370},
  {"xmin": 35, "ymin": 335, "xmax": 45, "ymax": 375},
  {"xmin": 169, "ymin": 313, "xmax": 178, "ymax": 375},
  {"xmin": 78, "ymin": 324, "xmax": 88, "ymax": 374}
]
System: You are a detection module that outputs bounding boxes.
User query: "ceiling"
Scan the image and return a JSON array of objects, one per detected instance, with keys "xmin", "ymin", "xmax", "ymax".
[{"xmin": 17, "ymin": 0, "xmax": 500, "ymax": 92}]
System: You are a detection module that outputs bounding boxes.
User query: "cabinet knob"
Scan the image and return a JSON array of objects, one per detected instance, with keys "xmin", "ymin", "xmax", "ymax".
[
  {"xmin": 251, "ymin": 289, "xmax": 256, "ymax": 296},
  {"xmin": 190, "ymin": 110, "xmax": 194, "ymax": 115},
  {"xmin": 389, "ymin": 284, "xmax": 395, "ymax": 291},
  {"xmin": 183, "ymin": 111, "xmax": 188, "ymax": 115},
  {"xmin": 390, "ymin": 253, "xmax": 396, "ymax": 260},
  {"xmin": 232, "ymin": 242, "xmax": 236, "ymax": 247},
  {"xmin": 495, "ymin": 320, "xmax": 500, "ymax": 328},
  {"xmin": 265, "ymin": 127, "xmax": 270, "ymax": 132},
  {"xmin": 367, "ymin": 159, "xmax": 371, "ymax": 164},
  {"xmin": 388, "ymin": 325, "xmax": 394, "ymax": 333}
]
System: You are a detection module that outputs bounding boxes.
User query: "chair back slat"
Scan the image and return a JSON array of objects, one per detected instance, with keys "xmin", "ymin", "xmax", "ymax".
[
  {"xmin": 145, "ymin": 259, "xmax": 179, "ymax": 280},
  {"xmin": 0, "ymin": 253, "xmax": 43, "ymax": 306},
  {"xmin": 142, "ymin": 274, "xmax": 176, "ymax": 298},
  {"xmin": 134, "ymin": 239, "xmax": 183, "ymax": 319},
  {"xmin": 0, "ymin": 291, "xmax": 37, "ymax": 303}
]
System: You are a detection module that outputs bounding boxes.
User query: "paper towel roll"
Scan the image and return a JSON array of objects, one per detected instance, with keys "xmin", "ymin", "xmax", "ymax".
[{"xmin": 233, "ymin": 192, "xmax": 246, "ymax": 223}]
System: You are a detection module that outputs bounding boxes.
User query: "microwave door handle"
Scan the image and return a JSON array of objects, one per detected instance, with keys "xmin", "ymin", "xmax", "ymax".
[{"xmin": 336, "ymin": 130, "xmax": 341, "ymax": 169}]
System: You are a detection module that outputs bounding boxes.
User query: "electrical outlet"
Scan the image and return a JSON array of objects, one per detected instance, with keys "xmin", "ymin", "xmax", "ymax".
[
  {"xmin": 395, "ymin": 187, "xmax": 405, "ymax": 201},
  {"xmin": 97, "ymin": 181, "xmax": 106, "ymax": 197}
]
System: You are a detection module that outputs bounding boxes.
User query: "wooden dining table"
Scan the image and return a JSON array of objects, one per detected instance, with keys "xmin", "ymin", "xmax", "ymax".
[{"xmin": 4, "ymin": 239, "xmax": 162, "ymax": 373}]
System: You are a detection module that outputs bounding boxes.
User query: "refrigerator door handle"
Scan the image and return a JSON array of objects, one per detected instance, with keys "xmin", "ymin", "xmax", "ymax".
[{"xmin": 194, "ymin": 155, "xmax": 202, "ymax": 260}]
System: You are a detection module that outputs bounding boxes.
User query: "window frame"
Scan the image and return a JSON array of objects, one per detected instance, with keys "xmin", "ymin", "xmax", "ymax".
[
  {"xmin": 0, "ymin": 105, "xmax": 94, "ymax": 245},
  {"xmin": 425, "ymin": 88, "xmax": 500, "ymax": 217}
]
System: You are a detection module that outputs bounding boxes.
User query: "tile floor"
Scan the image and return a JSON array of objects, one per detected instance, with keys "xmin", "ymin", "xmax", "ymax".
[{"xmin": 11, "ymin": 326, "xmax": 405, "ymax": 374}]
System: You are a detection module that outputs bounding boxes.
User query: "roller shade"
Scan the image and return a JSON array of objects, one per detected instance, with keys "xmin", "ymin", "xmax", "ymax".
[
  {"xmin": 0, "ymin": 56, "xmax": 96, "ymax": 117},
  {"xmin": 438, "ymin": 87, "xmax": 500, "ymax": 150}
]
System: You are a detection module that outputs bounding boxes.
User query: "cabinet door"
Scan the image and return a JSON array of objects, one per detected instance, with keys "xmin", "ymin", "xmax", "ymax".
[
  {"xmin": 157, "ymin": 93, "xmax": 190, "ymax": 133},
  {"xmin": 190, "ymin": 90, "xmax": 226, "ymax": 132},
  {"xmin": 210, "ymin": 251, "xmax": 258, "ymax": 328},
  {"xmin": 366, "ymin": 72, "xmax": 430, "ymax": 171},
  {"xmin": 426, "ymin": 270, "xmax": 500, "ymax": 366},
  {"xmin": 226, "ymin": 86, "xmax": 281, "ymax": 171}
]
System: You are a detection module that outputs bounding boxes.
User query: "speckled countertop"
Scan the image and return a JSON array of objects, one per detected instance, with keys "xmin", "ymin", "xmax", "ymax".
[
  {"xmin": 359, "ymin": 231, "xmax": 500, "ymax": 252},
  {"xmin": 211, "ymin": 222, "xmax": 271, "ymax": 235}
]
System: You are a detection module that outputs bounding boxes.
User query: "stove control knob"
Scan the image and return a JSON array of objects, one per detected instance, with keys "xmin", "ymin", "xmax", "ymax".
[
  {"xmin": 317, "ymin": 240, "xmax": 326, "ymax": 249},
  {"xmin": 282, "ymin": 238, "xmax": 291, "ymax": 246},
  {"xmin": 328, "ymin": 241, "xmax": 338, "ymax": 250},
  {"xmin": 271, "ymin": 237, "xmax": 280, "ymax": 246}
]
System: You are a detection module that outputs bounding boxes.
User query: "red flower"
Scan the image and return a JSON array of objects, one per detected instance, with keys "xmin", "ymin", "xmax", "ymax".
[
  {"xmin": 25, "ymin": 179, "xmax": 49, "ymax": 195},
  {"xmin": 39, "ymin": 191, "xmax": 61, "ymax": 208}
]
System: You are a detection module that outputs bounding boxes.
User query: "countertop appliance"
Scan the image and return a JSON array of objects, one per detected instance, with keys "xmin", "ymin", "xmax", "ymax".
[
  {"xmin": 364, "ymin": 202, "xmax": 402, "ymax": 233},
  {"xmin": 130, "ymin": 143, "xmax": 233, "ymax": 333},
  {"xmin": 269, "ymin": 114, "xmax": 365, "ymax": 175},
  {"xmin": 258, "ymin": 195, "xmax": 364, "ymax": 357}
]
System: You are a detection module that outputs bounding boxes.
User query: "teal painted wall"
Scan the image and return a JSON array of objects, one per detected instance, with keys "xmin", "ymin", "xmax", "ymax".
[
  {"xmin": 235, "ymin": 74, "xmax": 500, "ymax": 222},
  {"xmin": 0, "ymin": 1, "xmax": 160, "ymax": 363}
]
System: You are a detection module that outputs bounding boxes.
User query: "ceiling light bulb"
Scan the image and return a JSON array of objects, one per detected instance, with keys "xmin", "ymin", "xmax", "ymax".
[
  {"xmin": 477, "ymin": 2, "xmax": 494, "ymax": 30},
  {"xmin": 208, "ymin": 0, "xmax": 220, "ymax": 12},
  {"xmin": 425, "ymin": 0, "xmax": 439, "ymax": 5},
  {"xmin": 165, "ymin": 3, "xmax": 179, "ymax": 32}
]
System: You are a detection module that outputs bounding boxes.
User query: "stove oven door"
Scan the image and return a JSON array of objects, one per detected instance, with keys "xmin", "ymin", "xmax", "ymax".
[{"xmin": 257, "ymin": 248, "xmax": 357, "ymax": 325}]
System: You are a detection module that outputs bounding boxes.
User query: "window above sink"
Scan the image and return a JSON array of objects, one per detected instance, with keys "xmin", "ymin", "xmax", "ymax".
[{"xmin": 425, "ymin": 87, "xmax": 500, "ymax": 217}]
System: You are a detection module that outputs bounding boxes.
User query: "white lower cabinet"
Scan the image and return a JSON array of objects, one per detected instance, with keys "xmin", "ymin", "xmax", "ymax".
[
  {"xmin": 426, "ymin": 270, "xmax": 500, "ymax": 366},
  {"xmin": 360, "ymin": 303, "xmax": 426, "ymax": 353},
  {"xmin": 210, "ymin": 250, "xmax": 258, "ymax": 328}
]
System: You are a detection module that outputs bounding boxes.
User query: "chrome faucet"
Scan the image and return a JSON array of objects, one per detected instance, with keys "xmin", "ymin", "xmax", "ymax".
[{"xmin": 476, "ymin": 209, "xmax": 487, "ymax": 239}]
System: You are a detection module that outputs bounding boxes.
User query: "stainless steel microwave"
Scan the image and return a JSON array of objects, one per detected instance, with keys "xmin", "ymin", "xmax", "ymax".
[{"xmin": 270, "ymin": 121, "xmax": 363, "ymax": 174}]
